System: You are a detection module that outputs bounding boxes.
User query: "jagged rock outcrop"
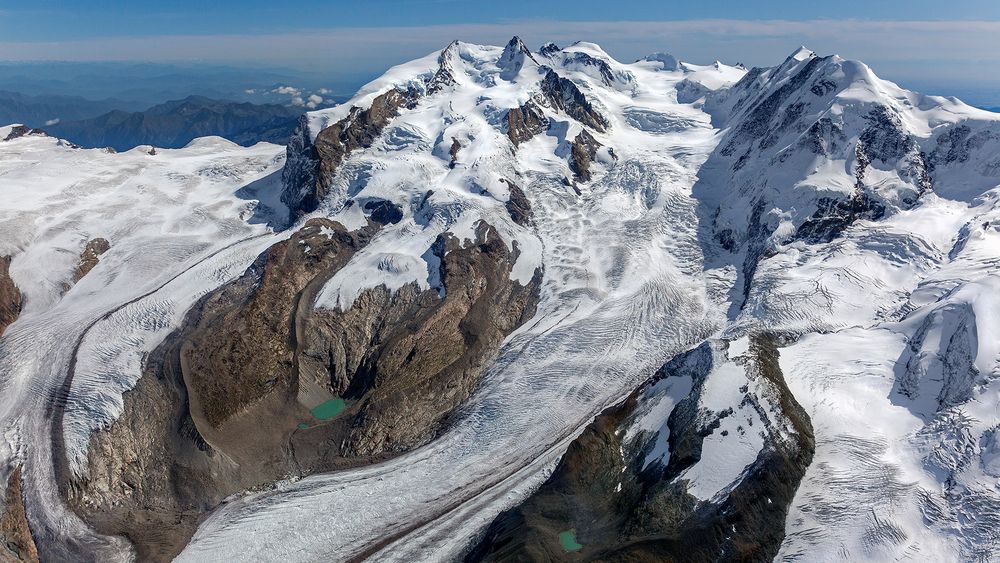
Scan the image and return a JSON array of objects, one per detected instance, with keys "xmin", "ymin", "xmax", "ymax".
[
  {"xmin": 1, "ymin": 467, "xmax": 38, "ymax": 563},
  {"xmin": 71, "ymin": 238, "xmax": 110, "ymax": 283},
  {"xmin": 569, "ymin": 130, "xmax": 602, "ymax": 182},
  {"xmin": 449, "ymin": 137, "xmax": 461, "ymax": 168},
  {"xmin": 505, "ymin": 101, "xmax": 548, "ymax": 147},
  {"xmin": 281, "ymin": 88, "xmax": 420, "ymax": 218},
  {"xmin": 2, "ymin": 126, "xmax": 46, "ymax": 142},
  {"xmin": 500, "ymin": 179, "xmax": 532, "ymax": 226},
  {"xmin": 538, "ymin": 42, "xmax": 561, "ymax": 58},
  {"xmin": 468, "ymin": 335, "xmax": 814, "ymax": 562},
  {"xmin": 538, "ymin": 69, "xmax": 608, "ymax": 132},
  {"xmin": 0, "ymin": 257, "xmax": 21, "ymax": 337},
  {"xmin": 428, "ymin": 40, "xmax": 460, "ymax": 94}
]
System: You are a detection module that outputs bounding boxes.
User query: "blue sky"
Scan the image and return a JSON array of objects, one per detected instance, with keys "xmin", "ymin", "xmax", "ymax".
[
  {"xmin": 3, "ymin": 0, "xmax": 998, "ymax": 39},
  {"xmin": 1, "ymin": 1, "xmax": 999, "ymax": 103}
]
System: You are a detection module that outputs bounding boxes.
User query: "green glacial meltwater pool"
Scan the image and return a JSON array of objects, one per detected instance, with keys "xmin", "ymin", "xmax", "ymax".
[
  {"xmin": 558, "ymin": 529, "xmax": 583, "ymax": 552},
  {"xmin": 311, "ymin": 398, "xmax": 346, "ymax": 420}
]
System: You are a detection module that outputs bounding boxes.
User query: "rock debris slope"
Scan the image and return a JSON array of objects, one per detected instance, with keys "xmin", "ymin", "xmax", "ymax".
[{"xmin": 0, "ymin": 39, "xmax": 998, "ymax": 563}]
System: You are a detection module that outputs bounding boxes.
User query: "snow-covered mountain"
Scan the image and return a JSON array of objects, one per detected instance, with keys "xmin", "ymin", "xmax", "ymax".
[{"xmin": 1, "ymin": 37, "xmax": 1000, "ymax": 562}]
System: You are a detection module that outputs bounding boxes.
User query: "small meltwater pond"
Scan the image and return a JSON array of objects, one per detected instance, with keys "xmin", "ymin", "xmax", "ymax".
[
  {"xmin": 311, "ymin": 398, "xmax": 347, "ymax": 420},
  {"xmin": 558, "ymin": 530, "xmax": 583, "ymax": 552},
  {"xmin": 298, "ymin": 398, "xmax": 347, "ymax": 430}
]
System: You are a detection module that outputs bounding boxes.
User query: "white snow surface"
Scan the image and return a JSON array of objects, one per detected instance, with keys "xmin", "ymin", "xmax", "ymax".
[{"xmin": 2, "ymin": 38, "xmax": 1000, "ymax": 563}]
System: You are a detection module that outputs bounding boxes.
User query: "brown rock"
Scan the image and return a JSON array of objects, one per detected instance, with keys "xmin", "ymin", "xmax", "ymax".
[
  {"xmin": 505, "ymin": 101, "xmax": 548, "ymax": 147},
  {"xmin": 569, "ymin": 130, "xmax": 602, "ymax": 182},
  {"xmin": 0, "ymin": 256, "xmax": 22, "ymax": 337},
  {"xmin": 297, "ymin": 88, "xmax": 419, "ymax": 215},
  {"xmin": 449, "ymin": 137, "xmax": 461, "ymax": 168},
  {"xmin": 1, "ymin": 467, "xmax": 39, "ymax": 563},
  {"xmin": 468, "ymin": 334, "xmax": 814, "ymax": 563},
  {"xmin": 500, "ymin": 179, "xmax": 532, "ymax": 226},
  {"xmin": 72, "ymin": 238, "xmax": 110, "ymax": 283},
  {"xmin": 298, "ymin": 221, "xmax": 541, "ymax": 458}
]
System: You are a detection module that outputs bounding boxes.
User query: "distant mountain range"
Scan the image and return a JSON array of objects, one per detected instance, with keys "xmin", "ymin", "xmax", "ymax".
[
  {"xmin": 46, "ymin": 96, "xmax": 303, "ymax": 150},
  {"xmin": 0, "ymin": 90, "xmax": 144, "ymax": 127}
]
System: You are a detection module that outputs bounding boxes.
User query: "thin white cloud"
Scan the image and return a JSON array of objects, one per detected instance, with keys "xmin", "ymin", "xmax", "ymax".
[
  {"xmin": 2, "ymin": 20, "xmax": 999, "ymax": 88},
  {"xmin": 272, "ymin": 85, "xmax": 301, "ymax": 95}
]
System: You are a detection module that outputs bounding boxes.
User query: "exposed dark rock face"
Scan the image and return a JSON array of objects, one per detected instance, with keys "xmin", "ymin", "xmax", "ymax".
[
  {"xmin": 0, "ymin": 256, "xmax": 22, "ymax": 337},
  {"xmin": 1, "ymin": 467, "xmax": 39, "ymax": 563},
  {"xmin": 500, "ymin": 179, "xmax": 532, "ymax": 226},
  {"xmin": 538, "ymin": 42, "xmax": 561, "ymax": 58},
  {"xmin": 449, "ymin": 137, "xmax": 461, "ymax": 168},
  {"xmin": 561, "ymin": 51, "xmax": 634, "ymax": 89},
  {"xmin": 2, "ymin": 125, "xmax": 46, "ymax": 142},
  {"xmin": 539, "ymin": 69, "xmax": 608, "ymax": 132},
  {"xmin": 505, "ymin": 101, "xmax": 548, "ymax": 147},
  {"xmin": 468, "ymin": 334, "xmax": 814, "ymax": 563},
  {"xmin": 363, "ymin": 199, "xmax": 404, "ymax": 225},
  {"xmin": 71, "ymin": 238, "xmax": 110, "ymax": 283},
  {"xmin": 569, "ymin": 130, "xmax": 602, "ymax": 182},
  {"xmin": 796, "ymin": 191, "xmax": 886, "ymax": 244},
  {"xmin": 428, "ymin": 41, "xmax": 460, "ymax": 94},
  {"xmin": 281, "ymin": 88, "xmax": 419, "ymax": 218},
  {"xmin": 67, "ymin": 218, "xmax": 541, "ymax": 559}
]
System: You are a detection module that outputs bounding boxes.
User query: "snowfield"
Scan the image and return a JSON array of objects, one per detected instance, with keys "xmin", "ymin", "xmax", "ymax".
[{"xmin": 1, "ymin": 37, "xmax": 1000, "ymax": 562}]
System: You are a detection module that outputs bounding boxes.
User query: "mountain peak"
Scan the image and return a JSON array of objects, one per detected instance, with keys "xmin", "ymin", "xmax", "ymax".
[
  {"xmin": 788, "ymin": 46, "xmax": 817, "ymax": 61},
  {"xmin": 498, "ymin": 35, "xmax": 538, "ymax": 80}
]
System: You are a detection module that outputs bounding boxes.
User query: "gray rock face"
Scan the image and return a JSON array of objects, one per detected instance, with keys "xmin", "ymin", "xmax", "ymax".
[
  {"xmin": 538, "ymin": 69, "xmax": 608, "ymax": 132},
  {"xmin": 896, "ymin": 302, "xmax": 982, "ymax": 414},
  {"xmin": 468, "ymin": 334, "xmax": 814, "ymax": 562}
]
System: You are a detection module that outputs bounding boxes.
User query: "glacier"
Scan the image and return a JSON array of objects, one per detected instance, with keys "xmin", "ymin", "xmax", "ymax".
[{"xmin": 0, "ymin": 37, "xmax": 998, "ymax": 562}]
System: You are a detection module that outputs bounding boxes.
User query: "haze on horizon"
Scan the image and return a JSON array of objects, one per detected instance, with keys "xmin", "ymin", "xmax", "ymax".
[{"xmin": 1, "ymin": 0, "xmax": 999, "ymax": 105}]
